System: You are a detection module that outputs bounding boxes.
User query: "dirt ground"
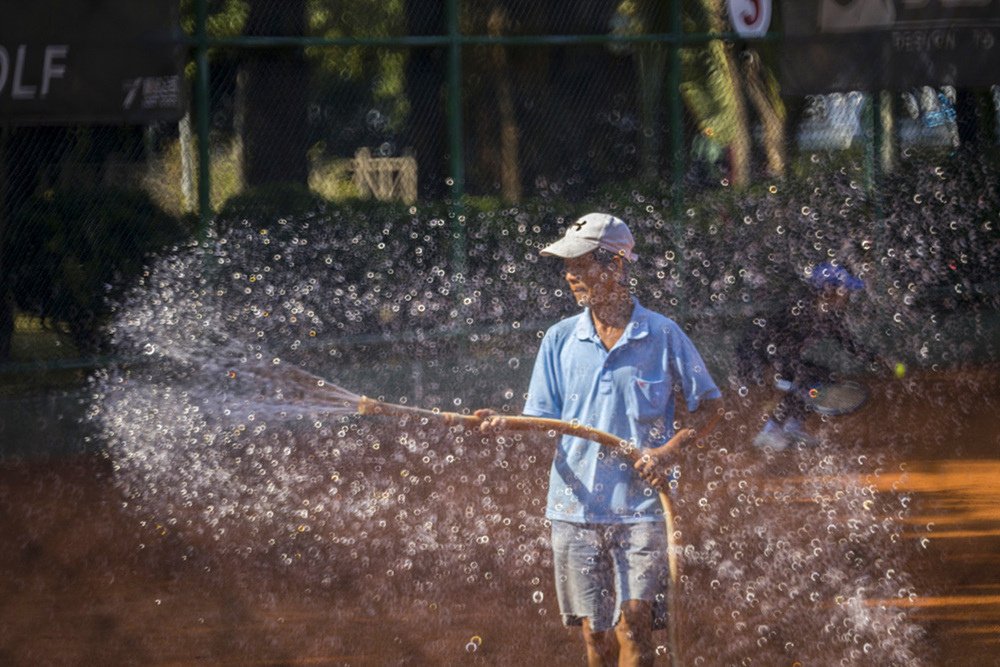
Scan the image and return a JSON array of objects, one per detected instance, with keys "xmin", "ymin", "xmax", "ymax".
[{"xmin": 1, "ymin": 365, "xmax": 998, "ymax": 666}]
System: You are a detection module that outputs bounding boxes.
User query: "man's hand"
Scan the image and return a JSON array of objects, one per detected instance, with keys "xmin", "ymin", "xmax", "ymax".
[
  {"xmin": 633, "ymin": 428, "xmax": 695, "ymax": 490},
  {"xmin": 476, "ymin": 409, "xmax": 503, "ymax": 433}
]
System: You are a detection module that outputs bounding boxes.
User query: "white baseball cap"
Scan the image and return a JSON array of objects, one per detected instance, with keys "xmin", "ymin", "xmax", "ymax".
[{"xmin": 540, "ymin": 213, "xmax": 638, "ymax": 262}]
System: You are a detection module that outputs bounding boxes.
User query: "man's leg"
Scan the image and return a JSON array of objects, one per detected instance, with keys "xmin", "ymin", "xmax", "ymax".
[
  {"xmin": 582, "ymin": 617, "xmax": 618, "ymax": 667},
  {"xmin": 552, "ymin": 521, "xmax": 619, "ymax": 665},
  {"xmin": 611, "ymin": 521, "xmax": 668, "ymax": 665},
  {"xmin": 615, "ymin": 599, "xmax": 655, "ymax": 667}
]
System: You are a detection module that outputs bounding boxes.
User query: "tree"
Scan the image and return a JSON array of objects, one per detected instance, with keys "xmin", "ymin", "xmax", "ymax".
[
  {"xmin": 180, "ymin": 0, "xmax": 411, "ymax": 197},
  {"xmin": 741, "ymin": 47, "xmax": 786, "ymax": 179},
  {"xmin": 242, "ymin": 0, "xmax": 310, "ymax": 186},
  {"xmin": 0, "ymin": 127, "xmax": 76, "ymax": 362},
  {"xmin": 487, "ymin": 4, "xmax": 523, "ymax": 203},
  {"xmin": 680, "ymin": 1, "xmax": 752, "ymax": 187},
  {"xmin": 464, "ymin": 0, "xmax": 630, "ymax": 198},
  {"xmin": 178, "ymin": 0, "xmax": 249, "ymax": 210},
  {"xmin": 611, "ymin": 0, "xmax": 670, "ymax": 181},
  {"xmin": 5, "ymin": 188, "xmax": 189, "ymax": 354},
  {"xmin": 404, "ymin": 0, "xmax": 448, "ymax": 200},
  {"xmin": 462, "ymin": 0, "xmax": 530, "ymax": 201},
  {"xmin": 680, "ymin": 0, "xmax": 787, "ymax": 187}
]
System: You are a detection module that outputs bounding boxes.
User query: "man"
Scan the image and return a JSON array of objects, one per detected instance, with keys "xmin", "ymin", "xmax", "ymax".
[
  {"xmin": 740, "ymin": 261, "xmax": 883, "ymax": 450},
  {"xmin": 480, "ymin": 213, "xmax": 723, "ymax": 666}
]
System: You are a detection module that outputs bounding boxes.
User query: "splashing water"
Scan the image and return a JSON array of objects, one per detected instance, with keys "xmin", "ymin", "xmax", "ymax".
[
  {"xmin": 88, "ymin": 158, "xmax": 998, "ymax": 662},
  {"xmin": 89, "ymin": 218, "xmax": 555, "ymax": 622},
  {"xmin": 674, "ymin": 435, "xmax": 926, "ymax": 666}
]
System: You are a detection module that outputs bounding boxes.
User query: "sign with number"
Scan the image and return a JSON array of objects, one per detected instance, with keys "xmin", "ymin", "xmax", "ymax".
[
  {"xmin": 728, "ymin": 0, "xmax": 772, "ymax": 38},
  {"xmin": 0, "ymin": 0, "xmax": 184, "ymax": 125}
]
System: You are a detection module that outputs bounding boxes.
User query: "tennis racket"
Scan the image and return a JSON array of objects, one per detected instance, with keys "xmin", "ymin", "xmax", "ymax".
[
  {"xmin": 804, "ymin": 380, "xmax": 870, "ymax": 416},
  {"xmin": 776, "ymin": 379, "xmax": 870, "ymax": 416}
]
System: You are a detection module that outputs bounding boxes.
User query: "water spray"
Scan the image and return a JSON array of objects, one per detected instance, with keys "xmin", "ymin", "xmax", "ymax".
[{"xmin": 233, "ymin": 358, "xmax": 686, "ymax": 665}]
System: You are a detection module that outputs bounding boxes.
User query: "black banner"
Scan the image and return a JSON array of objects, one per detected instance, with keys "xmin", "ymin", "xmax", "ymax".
[
  {"xmin": 780, "ymin": 1, "xmax": 1000, "ymax": 94},
  {"xmin": 0, "ymin": 0, "xmax": 185, "ymax": 125}
]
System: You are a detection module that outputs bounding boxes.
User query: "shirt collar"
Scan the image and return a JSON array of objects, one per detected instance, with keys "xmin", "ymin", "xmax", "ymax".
[{"xmin": 573, "ymin": 297, "xmax": 650, "ymax": 342}]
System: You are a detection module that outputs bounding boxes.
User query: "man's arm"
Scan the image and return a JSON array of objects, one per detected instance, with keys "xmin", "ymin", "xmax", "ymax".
[
  {"xmin": 677, "ymin": 395, "xmax": 725, "ymax": 446},
  {"xmin": 633, "ymin": 396, "xmax": 725, "ymax": 489}
]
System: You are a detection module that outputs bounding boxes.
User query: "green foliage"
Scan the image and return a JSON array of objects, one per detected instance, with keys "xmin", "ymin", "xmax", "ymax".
[
  {"xmin": 181, "ymin": 0, "xmax": 409, "ymax": 156},
  {"xmin": 308, "ymin": 0, "xmax": 406, "ymax": 98},
  {"xmin": 307, "ymin": 0, "xmax": 410, "ymax": 156},
  {"xmin": 180, "ymin": 0, "xmax": 249, "ymax": 37},
  {"xmin": 307, "ymin": 149, "xmax": 364, "ymax": 201},
  {"xmin": 680, "ymin": 37, "xmax": 741, "ymax": 144},
  {"xmin": 3, "ymin": 188, "xmax": 192, "ymax": 353},
  {"xmin": 180, "ymin": 0, "xmax": 249, "ymax": 79}
]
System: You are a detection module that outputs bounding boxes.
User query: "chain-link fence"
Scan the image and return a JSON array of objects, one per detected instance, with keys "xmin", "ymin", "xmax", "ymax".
[
  {"xmin": 2, "ymin": 0, "xmax": 999, "ymax": 444},
  {"xmin": 3, "ymin": 6, "xmax": 1000, "ymax": 666}
]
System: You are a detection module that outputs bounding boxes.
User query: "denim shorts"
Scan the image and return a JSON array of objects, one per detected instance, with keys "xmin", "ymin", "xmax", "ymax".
[{"xmin": 550, "ymin": 519, "xmax": 670, "ymax": 633}]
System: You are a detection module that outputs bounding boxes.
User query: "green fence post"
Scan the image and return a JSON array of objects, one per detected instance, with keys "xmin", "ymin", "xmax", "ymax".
[
  {"xmin": 195, "ymin": 0, "xmax": 212, "ymax": 238},
  {"xmin": 668, "ymin": 1, "xmax": 684, "ymax": 215},
  {"xmin": 667, "ymin": 1, "xmax": 688, "ymax": 326},
  {"xmin": 446, "ymin": 0, "xmax": 466, "ymax": 276},
  {"xmin": 447, "ymin": 0, "xmax": 465, "ymax": 273},
  {"xmin": 872, "ymin": 91, "xmax": 885, "ymax": 221}
]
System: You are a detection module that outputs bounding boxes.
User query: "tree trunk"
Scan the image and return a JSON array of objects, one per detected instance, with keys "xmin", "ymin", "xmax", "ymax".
[
  {"xmin": 879, "ymin": 90, "xmax": 896, "ymax": 174},
  {"xmin": 489, "ymin": 0, "xmax": 623, "ymax": 195},
  {"xmin": 488, "ymin": 7, "xmax": 522, "ymax": 203},
  {"xmin": 404, "ymin": 0, "xmax": 447, "ymax": 200},
  {"xmin": 636, "ymin": 47, "xmax": 668, "ymax": 181},
  {"xmin": 233, "ymin": 68, "xmax": 247, "ymax": 189},
  {"xmin": 719, "ymin": 43, "xmax": 751, "ymax": 188},
  {"xmin": 242, "ymin": 0, "xmax": 309, "ymax": 187},
  {"xmin": 692, "ymin": 2, "xmax": 752, "ymax": 188},
  {"xmin": 635, "ymin": 0, "xmax": 670, "ymax": 181},
  {"xmin": 741, "ymin": 49, "xmax": 786, "ymax": 179},
  {"xmin": 955, "ymin": 88, "xmax": 982, "ymax": 149}
]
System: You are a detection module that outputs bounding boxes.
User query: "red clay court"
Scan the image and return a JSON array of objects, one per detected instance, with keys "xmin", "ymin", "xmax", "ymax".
[{"xmin": 1, "ymin": 365, "xmax": 997, "ymax": 665}]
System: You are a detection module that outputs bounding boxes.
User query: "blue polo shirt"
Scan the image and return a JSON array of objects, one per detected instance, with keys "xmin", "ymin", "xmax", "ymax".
[{"xmin": 523, "ymin": 300, "xmax": 721, "ymax": 524}]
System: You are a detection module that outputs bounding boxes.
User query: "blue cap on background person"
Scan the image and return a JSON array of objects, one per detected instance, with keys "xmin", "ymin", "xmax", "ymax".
[
  {"xmin": 540, "ymin": 213, "xmax": 638, "ymax": 262},
  {"xmin": 808, "ymin": 262, "xmax": 864, "ymax": 291}
]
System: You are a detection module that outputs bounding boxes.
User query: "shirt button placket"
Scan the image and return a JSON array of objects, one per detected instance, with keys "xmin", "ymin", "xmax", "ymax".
[{"xmin": 600, "ymin": 348, "xmax": 613, "ymax": 395}]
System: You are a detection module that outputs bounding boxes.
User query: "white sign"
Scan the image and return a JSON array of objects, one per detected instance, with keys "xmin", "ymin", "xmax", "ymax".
[{"xmin": 728, "ymin": 0, "xmax": 772, "ymax": 38}]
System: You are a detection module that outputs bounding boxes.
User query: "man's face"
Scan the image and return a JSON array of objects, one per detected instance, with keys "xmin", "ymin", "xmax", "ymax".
[{"xmin": 563, "ymin": 253, "xmax": 620, "ymax": 307}]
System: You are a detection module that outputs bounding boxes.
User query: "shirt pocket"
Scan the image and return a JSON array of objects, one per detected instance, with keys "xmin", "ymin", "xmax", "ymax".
[{"xmin": 627, "ymin": 377, "xmax": 667, "ymax": 423}]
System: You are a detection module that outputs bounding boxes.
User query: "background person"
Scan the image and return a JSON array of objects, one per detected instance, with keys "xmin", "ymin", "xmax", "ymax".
[
  {"xmin": 738, "ymin": 261, "xmax": 888, "ymax": 450},
  {"xmin": 480, "ymin": 212, "xmax": 723, "ymax": 666}
]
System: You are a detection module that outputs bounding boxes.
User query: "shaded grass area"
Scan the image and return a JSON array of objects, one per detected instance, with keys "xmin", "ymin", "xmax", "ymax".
[
  {"xmin": 0, "ymin": 314, "xmax": 94, "ymax": 459},
  {"xmin": 9, "ymin": 313, "xmax": 78, "ymax": 360},
  {"xmin": 1, "ymin": 314, "xmax": 90, "ymax": 395}
]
